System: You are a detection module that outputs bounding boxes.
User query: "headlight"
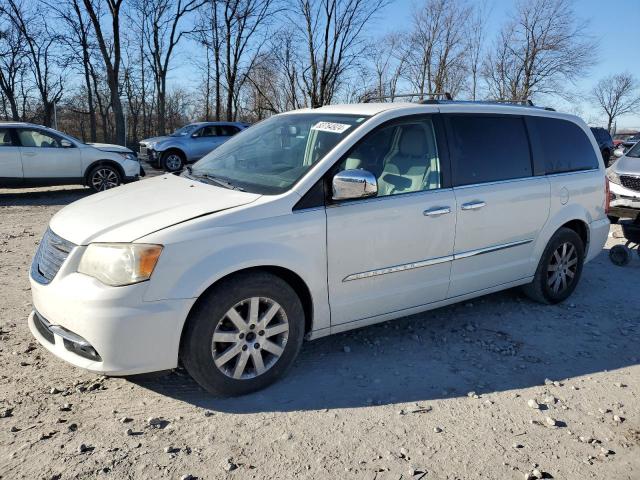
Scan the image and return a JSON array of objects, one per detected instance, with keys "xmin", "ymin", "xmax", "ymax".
[
  {"xmin": 78, "ymin": 243, "xmax": 163, "ymax": 286},
  {"xmin": 118, "ymin": 152, "xmax": 138, "ymax": 162},
  {"xmin": 606, "ymin": 169, "xmax": 621, "ymax": 185}
]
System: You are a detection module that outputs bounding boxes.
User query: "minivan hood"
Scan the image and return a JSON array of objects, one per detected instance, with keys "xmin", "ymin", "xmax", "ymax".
[
  {"xmin": 49, "ymin": 175, "xmax": 261, "ymax": 245},
  {"xmin": 612, "ymin": 155, "xmax": 640, "ymax": 175}
]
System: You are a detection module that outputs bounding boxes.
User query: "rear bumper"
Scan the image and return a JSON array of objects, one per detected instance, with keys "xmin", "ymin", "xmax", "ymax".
[{"xmin": 587, "ymin": 218, "xmax": 610, "ymax": 263}]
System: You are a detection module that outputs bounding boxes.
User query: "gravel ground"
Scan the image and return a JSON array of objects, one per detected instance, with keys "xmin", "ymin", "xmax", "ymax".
[{"xmin": 0, "ymin": 182, "xmax": 639, "ymax": 480}]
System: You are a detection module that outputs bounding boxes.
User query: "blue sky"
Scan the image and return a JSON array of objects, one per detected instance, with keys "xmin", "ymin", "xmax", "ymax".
[
  {"xmin": 374, "ymin": 0, "xmax": 640, "ymax": 128},
  {"xmin": 169, "ymin": 0, "xmax": 640, "ymax": 128}
]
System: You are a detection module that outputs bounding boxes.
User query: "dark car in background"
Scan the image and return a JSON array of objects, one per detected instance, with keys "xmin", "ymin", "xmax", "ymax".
[
  {"xmin": 590, "ymin": 127, "xmax": 614, "ymax": 165},
  {"xmin": 139, "ymin": 121, "xmax": 250, "ymax": 172}
]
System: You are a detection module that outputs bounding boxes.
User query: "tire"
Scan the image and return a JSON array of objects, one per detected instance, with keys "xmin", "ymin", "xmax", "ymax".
[
  {"xmin": 88, "ymin": 164, "xmax": 122, "ymax": 192},
  {"xmin": 161, "ymin": 150, "xmax": 185, "ymax": 172},
  {"xmin": 180, "ymin": 272, "xmax": 305, "ymax": 396},
  {"xmin": 608, "ymin": 216, "xmax": 619, "ymax": 225},
  {"xmin": 522, "ymin": 228, "xmax": 585, "ymax": 304},
  {"xmin": 609, "ymin": 245, "xmax": 631, "ymax": 266}
]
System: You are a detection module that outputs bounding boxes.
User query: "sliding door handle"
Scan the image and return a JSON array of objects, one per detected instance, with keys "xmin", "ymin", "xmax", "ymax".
[
  {"xmin": 461, "ymin": 201, "xmax": 486, "ymax": 211},
  {"xmin": 423, "ymin": 206, "xmax": 451, "ymax": 216}
]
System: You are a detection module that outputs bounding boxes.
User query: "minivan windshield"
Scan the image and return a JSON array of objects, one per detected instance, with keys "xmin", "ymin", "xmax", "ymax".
[
  {"xmin": 171, "ymin": 124, "xmax": 200, "ymax": 137},
  {"xmin": 188, "ymin": 113, "xmax": 367, "ymax": 194}
]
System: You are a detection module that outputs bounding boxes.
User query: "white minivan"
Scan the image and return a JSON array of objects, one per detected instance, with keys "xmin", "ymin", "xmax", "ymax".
[{"xmin": 28, "ymin": 101, "xmax": 610, "ymax": 395}]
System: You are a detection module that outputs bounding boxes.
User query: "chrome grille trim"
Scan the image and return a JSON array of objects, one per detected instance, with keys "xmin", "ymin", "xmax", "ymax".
[
  {"xmin": 620, "ymin": 175, "xmax": 640, "ymax": 193},
  {"xmin": 30, "ymin": 228, "xmax": 76, "ymax": 285}
]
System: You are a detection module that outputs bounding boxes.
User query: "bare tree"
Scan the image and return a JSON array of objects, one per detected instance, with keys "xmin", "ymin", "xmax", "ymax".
[
  {"xmin": 135, "ymin": 0, "xmax": 206, "ymax": 135},
  {"xmin": 1, "ymin": 0, "xmax": 66, "ymax": 126},
  {"xmin": 0, "ymin": 21, "xmax": 26, "ymax": 120},
  {"xmin": 294, "ymin": 0, "xmax": 388, "ymax": 108},
  {"xmin": 592, "ymin": 73, "xmax": 640, "ymax": 133},
  {"xmin": 483, "ymin": 0, "xmax": 595, "ymax": 101},
  {"xmin": 368, "ymin": 33, "xmax": 407, "ymax": 101},
  {"xmin": 82, "ymin": 0, "xmax": 125, "ymax": 144},
  {"xmin": 403, "ymin": 0, "xmax": 471, "ymax": 100}
]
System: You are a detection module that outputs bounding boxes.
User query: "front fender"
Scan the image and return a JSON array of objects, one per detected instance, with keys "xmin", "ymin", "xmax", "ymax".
[{"xmin": 141, "ymin": 209, "xmax": 330, "ymax": 332}]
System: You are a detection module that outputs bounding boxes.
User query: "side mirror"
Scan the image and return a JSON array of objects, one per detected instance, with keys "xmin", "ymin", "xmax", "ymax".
[
  {"xmin": 614, "ymin": 148, "xmax": 624, "ymax": 158},
  {"xmin": 60, "ymin": 139, "xmax": 73, "ymax": 148},
  {"xmin": 332, "ymin": 169, "xmax": 377, "ymax": 201}
]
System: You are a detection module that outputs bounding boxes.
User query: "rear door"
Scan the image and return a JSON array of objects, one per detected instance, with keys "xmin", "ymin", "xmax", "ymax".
[
  {"xmin": 17, "ymin": 128, "xmax": 82, "ymax": 180},
  {"xmin": 0, "ymin": 127, "xmax": 23, "ymax": 184},
  {"xmin": 443, "ymin": 113, "xmax": 550, "ymax": 297}
]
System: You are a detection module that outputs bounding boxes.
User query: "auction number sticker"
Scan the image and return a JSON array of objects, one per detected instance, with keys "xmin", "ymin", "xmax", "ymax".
[{"xmin": 312, "ymin": 121, "xmax": 352, "ymax": 134}]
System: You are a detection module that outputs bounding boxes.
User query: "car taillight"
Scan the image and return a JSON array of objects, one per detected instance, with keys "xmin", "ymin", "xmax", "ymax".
[{"xmin": 605, "ymin": 177, "xmax": 611, "ymax": 215}]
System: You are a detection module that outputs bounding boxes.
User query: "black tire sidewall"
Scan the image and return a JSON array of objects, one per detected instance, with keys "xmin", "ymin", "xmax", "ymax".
[
  {"xmin": 89, "ymin": 165, "xmax": 121, "ymax": 192},
  {"xmin": 181, "ymin": 273, "xmax": 305, "ymax": 396},
  {"xmin": 537, "ymin": 229, "xmax": 585, "ymax": 303}
]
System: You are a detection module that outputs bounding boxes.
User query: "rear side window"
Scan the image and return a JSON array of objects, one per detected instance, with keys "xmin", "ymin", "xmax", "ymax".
[
  {"xmin": 217, "ymin": 125, "xmax": 240, "ymax": 136},
  {"xmin": 531, "ymin": 117, "xmax": 599, "ymax": 174},
  {"xmin": 0, "ymin": 128, "xmax": 14, "ymax": 146},
  {"xmin": 446, "ymin": 115, "xmax": 532, "ymax": 186}
]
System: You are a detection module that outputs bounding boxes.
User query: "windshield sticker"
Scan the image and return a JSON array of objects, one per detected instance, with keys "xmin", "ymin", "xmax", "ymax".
[{"xmin": 312, "ymin": 122, "xmax": 352, "ymax": 134}]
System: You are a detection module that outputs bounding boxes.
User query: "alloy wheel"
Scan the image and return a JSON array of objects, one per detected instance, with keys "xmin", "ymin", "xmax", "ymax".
[
  {"xmin": 211, "ymin": 297, "xmax": 289, "ymax": 380},
  {"xmin": 165, "ymin": 154, "xmax": 182, "ymax": 171},
  {"xmin": 547, "ymin": 242, "xmax": 578, "ymax": 294},
  {"xmin": 91, "ymin": 168, "xmax": 119, "ymax": 191}
]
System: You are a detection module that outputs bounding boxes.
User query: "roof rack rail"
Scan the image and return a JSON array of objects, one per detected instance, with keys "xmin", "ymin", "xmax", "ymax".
[{"xmin": 363, "ymin": 92, "xmax": 453, "ymax": 103}]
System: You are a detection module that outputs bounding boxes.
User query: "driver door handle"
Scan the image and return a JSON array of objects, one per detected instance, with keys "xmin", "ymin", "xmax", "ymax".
[
  {"xmin": 423, "ymin": 206, "xmax": 451, "ymax": 216},
  {"xmin": 461, "ymin": 201, "xmax": 486, "ymax": 211}
]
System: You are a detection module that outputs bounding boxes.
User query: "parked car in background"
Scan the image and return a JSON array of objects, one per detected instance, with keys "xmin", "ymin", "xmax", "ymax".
[
  {"xmin": 28, "ymin": 100, "xmax": 609, "ymax": 396},
  {"xmin": 613, "ymin": 131, "xmax": 640, "ymax": 149},
  {"xmin": 607, "ymin": 140, "xmax": 640, "ymax": 223},
  {"xmin": 590, "ymin": 127, "xmax": 614, "ymax": 164},
  {"xmin": 0, "ymin": 122, "xmax": 141, "ymax": 192},
  {"xmin": 139, "ymin": 121, "xmax": 249, "ymax": 172}
]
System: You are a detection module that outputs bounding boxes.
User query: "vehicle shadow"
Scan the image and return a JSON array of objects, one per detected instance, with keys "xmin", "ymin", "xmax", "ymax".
[
  {"xmin": 133, "ymin": 247, "xmax": 639, "ymax": 414},
  {"xmin": 0, "ymin": 187, "xmax": 91, "ymax": 206}
]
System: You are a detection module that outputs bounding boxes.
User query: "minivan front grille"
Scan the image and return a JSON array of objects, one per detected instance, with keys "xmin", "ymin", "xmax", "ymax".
[
  {"xmin": 620, "ymin": 175, "xmax": 640, "ymax": 193},
  {"xmin": 31, "ymin": 228, "xmax": 76, "ymax": 285}
]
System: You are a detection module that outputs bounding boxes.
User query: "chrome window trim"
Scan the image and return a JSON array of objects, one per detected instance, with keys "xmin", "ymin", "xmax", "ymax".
[
  {"xmin": 342, "ymin": 238, "xmax": 534, "ymax": 282},
  {"xmin": 328, "ymin": 187, "xmax": 455, "ymax": 208},
  {"xmin": 544, "ymin": 168, "xmax": 600, "ymax": 178}
]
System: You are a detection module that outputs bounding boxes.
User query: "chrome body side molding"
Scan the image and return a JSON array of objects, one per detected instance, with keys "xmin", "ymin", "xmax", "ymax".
[{"xmin": 342, "ymin": 239, "xmax": 533, "ymax": 282}]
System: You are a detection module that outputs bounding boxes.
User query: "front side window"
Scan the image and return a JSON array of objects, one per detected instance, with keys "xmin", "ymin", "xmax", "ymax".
[
  {"xmin": 196, "ymin": 126, "xmax": 217, "ymax": 137},
  {"xmin": 190, "ymin": 113, "xmax": 367, "ymax": 194},
  {"xmin": 531, "ymin": 117, "xmax": 600, "ymax": 174},
  {"xmin": 217, "ymin": 125, "xmax": 240, "ymax": 136},
  {"xmin": 18, "ymin": 129, "xmax": 61, "ymax": 148},
  {"xmin": 0, "ymin": 128, "xmax": 14, "ymax": 146},
  {"xmin": 447, "ymin": 115, "xmax": 532, "ymax": 186},
  {"xmin": 335, "ymin": 118, "xmax": 441, "ymax": 197},
  {"xmin": 171, "ymin": 124, "xmax": 200, "ymax": 137}
]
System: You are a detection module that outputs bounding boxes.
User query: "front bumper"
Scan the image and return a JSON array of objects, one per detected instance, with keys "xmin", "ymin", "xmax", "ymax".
[
  {"xmin": 29, "ymin": 270, "xmax": 194, "ymax": 376},
  {"xmin": 610, "ymin": 181, "xmax": 640, "ymax": 220}
]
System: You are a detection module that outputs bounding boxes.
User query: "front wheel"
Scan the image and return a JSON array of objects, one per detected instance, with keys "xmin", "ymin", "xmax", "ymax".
[
  {"xmin": 522, "ymin": 228, "xmax": 585, "ymax": 304},
  {"xmin": 161, "ymin": 151, "xmax": 184, "ymax": 172},
  {"xmin": 180, "ymin": 272, "xmax": 305, "ymax": 396},
  {"xmin": 88, "ymin": 165, "xmax": 121, "ymax": 192}
]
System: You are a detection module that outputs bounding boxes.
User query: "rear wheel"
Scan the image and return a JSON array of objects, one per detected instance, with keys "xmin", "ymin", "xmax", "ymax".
[
  {"xmin": 180, "ymin": 272, "xmax": 305, "ymax": 396},
  {"xmin": 522, "ymin": 228, "xmax": 585, "ymax": 304},
  {"xmin": 88, "ymin": 164, "xmax": 121, "ymax": 192}
]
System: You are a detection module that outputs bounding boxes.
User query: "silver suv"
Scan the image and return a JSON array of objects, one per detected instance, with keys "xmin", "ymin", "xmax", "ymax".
[
  {"xmin": 139, "ymin": 122, "xmax": 249, "ymax": 172},
  {"xmin": 608, "ymin": 141, "xmax": 640, "ymax": 222}
]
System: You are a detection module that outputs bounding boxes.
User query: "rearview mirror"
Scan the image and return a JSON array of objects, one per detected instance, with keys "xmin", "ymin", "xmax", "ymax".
[
  {"xmin": 332, "ymin": 169, "xmax": 377, "ymax": 201},
  {"xmin": 60, "ymin": 139, "xmax": 73, "ymax": 148},
  {"xmin": 614, "ymin": 148, "xmax": 625, "ymax": 158}
]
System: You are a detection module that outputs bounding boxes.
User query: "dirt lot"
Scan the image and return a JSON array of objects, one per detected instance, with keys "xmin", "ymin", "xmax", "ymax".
[{"xmin": 0, "ymin": 183, "xmax": 639, "ymax": 480}]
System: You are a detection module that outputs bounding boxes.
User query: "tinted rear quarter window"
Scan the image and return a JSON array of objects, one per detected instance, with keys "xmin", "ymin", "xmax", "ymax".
[
  {"xmin": 446, "ymin": 115, "xmax": 532, "ymax": 186},
  {"xmin": 531, "ymin": 117, "xmax": 599, "ymax": 174}
]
